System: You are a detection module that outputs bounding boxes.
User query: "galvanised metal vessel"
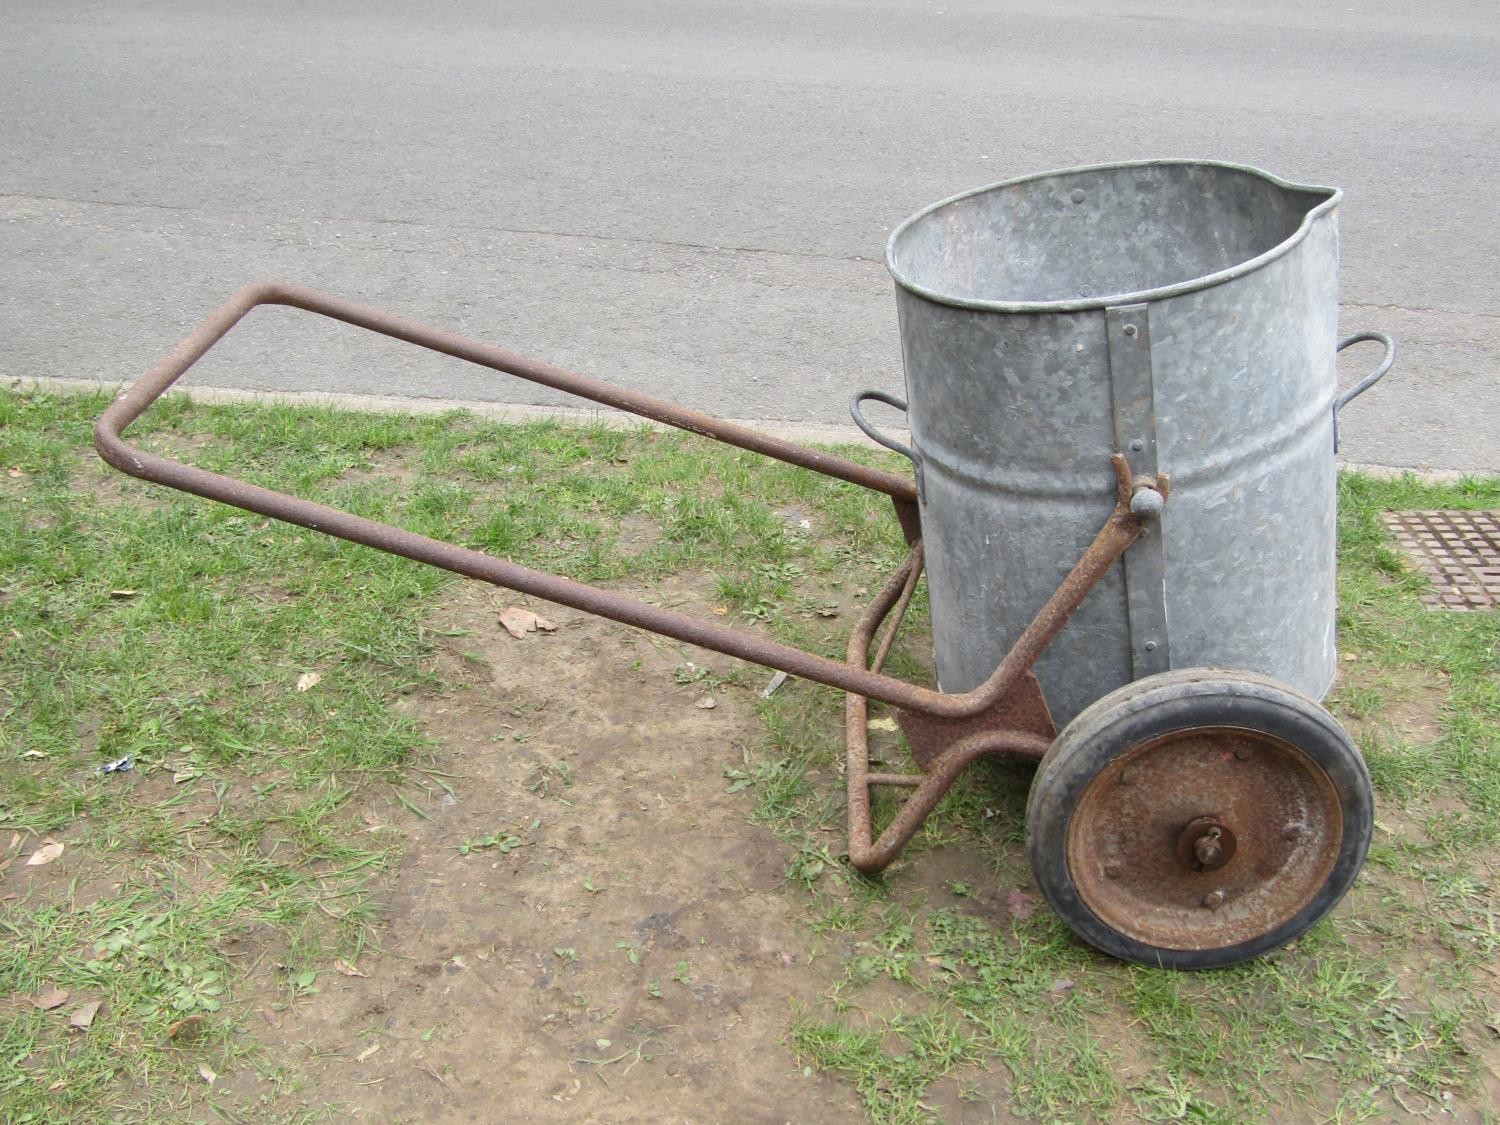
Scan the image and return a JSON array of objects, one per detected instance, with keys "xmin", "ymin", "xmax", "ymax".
[{"xmin": 859, "ymin": 160, "xmax": 1392, "ymax": 726}]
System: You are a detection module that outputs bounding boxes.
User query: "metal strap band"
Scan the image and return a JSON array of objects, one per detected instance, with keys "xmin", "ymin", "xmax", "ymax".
[{"xmin": 1106, "ymin": 303, "xmax": 1170, "ymax": 678}]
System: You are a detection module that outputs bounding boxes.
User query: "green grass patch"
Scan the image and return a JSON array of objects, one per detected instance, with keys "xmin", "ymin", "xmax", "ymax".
[
  {"xmin": 767, "ymin": 470, "xmax": 1500, "ymax": 1124},
  {"xmin": 2, "ymin": 385, "xmax": 1497, "ymax": 1122}
]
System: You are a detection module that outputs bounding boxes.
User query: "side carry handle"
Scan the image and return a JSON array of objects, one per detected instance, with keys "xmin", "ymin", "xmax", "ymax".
[
  {"xmin": 850, "ymin": 389, "xmax": 923, "ymax": 499},
  {"xmin": 849, "ymin": 389, "xmax": 917, "ymax": 463},
  {"xmin": 1333, "ymin": 331, "xmax": 1396, "ymax": 452}
]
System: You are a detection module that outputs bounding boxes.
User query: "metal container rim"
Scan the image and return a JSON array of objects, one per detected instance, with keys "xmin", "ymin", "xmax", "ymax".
[{"xmin": 885, "ymin": 158, "xmax": 1341, "ymax": 314}]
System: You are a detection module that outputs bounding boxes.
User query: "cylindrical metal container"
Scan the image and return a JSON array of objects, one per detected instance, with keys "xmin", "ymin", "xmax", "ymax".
[{"xmin": 884, "ymin": 160, "xmax": 1343, "ymax": 727}]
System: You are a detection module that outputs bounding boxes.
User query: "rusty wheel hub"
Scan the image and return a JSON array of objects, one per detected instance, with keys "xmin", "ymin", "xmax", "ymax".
[{"xmin": 1065, "ymin": 726, "xmax": 1343, "ymax": 951}]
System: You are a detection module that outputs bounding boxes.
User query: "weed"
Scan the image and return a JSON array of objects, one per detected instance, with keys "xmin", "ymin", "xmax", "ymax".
[
  {"xmin": 615, "ymin": 940, "xmax": 643, "ymax": 966},
  {"xmin": 456, "ymin": 820, "xmax": 537, "ymax": 856},
  {"xmin": 3, "ymin": 387, "xmax": 1496, "ymax": 1123}
]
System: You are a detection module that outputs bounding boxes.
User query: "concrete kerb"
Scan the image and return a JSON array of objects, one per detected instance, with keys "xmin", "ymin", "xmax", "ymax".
[
  {"xmin": 11, "ymin": 375, "xmax": 1486, "ymax": 484},
  {"xmin": 14, "ymin": 375, "xmax": 879, "ymax": 451}
]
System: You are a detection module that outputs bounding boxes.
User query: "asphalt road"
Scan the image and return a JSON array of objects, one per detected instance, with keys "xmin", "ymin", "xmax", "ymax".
[{"xmin": 3, "ymin": 0, "xmax": 1496, "ymax": 471}]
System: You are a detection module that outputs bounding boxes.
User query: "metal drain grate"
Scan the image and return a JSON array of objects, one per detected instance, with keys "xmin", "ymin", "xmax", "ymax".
[{"xmin": 1381, "ymin": 510, "xmax": 1500, "ymax": 611}]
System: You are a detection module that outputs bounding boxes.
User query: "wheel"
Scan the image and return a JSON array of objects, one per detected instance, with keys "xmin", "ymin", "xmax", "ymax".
[{"xmin": 1025, "ymin": 670, "xmax": 1373, "ymax": 970}]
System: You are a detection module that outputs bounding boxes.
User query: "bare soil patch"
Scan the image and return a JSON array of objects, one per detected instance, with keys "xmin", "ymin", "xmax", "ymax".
[
  {"xmin": 1334, "ymin": 658, "xmax": 1449, "ymax": 745},
  {"xmin": 332, "ymin": 446, "xmax": 423, "ymax": 491},
  {"xmin": 227, "ymin": 575, "xmax": 867, "ymax": 1122}
]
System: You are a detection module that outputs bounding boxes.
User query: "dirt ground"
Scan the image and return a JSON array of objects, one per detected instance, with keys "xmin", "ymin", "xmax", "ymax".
[{"xmin": 228, "ymin": 575, "xmax": 872, "ymax": 1123}]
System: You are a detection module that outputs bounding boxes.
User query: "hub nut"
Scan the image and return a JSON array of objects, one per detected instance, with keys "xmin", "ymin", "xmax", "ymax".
[
  {"xmin": 1194, "ymin": 830, "xmax": 1224, "ymax": 867},
  {"xmin": 1176, "ymin": 816, "xmax": 1238, "ymax": 872}
]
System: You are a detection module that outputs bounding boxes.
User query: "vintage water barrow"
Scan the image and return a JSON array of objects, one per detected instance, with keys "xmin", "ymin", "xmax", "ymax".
[{"xmin": 97, "ymin": 160, "xmax": 1395, "ymax": 969}]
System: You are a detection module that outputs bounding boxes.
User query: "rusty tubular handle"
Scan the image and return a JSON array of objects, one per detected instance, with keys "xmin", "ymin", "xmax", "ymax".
[
  {"xmin": 95, "ymin": 282, "xmax": 1144, "ymax": 720},
  {"xmin": 845, "ymin": 715, "xmax": 1052, "ymax": 872}
]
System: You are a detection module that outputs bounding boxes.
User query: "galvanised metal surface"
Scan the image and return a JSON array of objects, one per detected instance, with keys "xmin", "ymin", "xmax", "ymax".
[{"xmin": 879, "ymin": 159, "xmax": 1386, "ymax": 726}]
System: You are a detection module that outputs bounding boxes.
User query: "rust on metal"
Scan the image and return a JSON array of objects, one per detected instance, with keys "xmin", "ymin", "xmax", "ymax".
[
  {"xmin": 865, "ymin": 772, "xmax": 923, "ymax": 789},
  {"xmin": 95, "ymin": 281, "xmax": 1151, "ymax": 725},
  {"xmin": 898, "ymin": 672, "xmax": 1055, "ymax": 772},
  {"xmin": 845, "ymin": 697, "xmax": 1053, "ymax": 874},
  {"xmin": 868, "ymin": 541, "xmax": 925, "ymax": 676},
  {"xmin": 890, "ymin": 496, "xmax": 922, "ymax": 545},
  {"xmin": 95, "ymin": 281, "xmax": 1161, "ymax": 878},
  {"xmin": 840, "ymin": 502, "xmax": 1136, "ymax": 872},
  {"xmin": 1064, "ymin": 726, "xmax": 1344, "ymax": 951},
  {"xmin": 1175, "ymin": 816, "xmax": 1237, "ymax": 873}
]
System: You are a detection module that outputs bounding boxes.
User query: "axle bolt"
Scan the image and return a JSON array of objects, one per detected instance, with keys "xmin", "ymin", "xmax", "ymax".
[
  {"xmin": 1193, "ymin": 829, "xmax": 1224, "ymax": 868},
  {"xmin": 1176, "ymin": 816, "xmax": 1237, "ymax": 872},
  {"xmin": 1203, "ymin": 890, "xmax": 1225, "ymax": 909}
]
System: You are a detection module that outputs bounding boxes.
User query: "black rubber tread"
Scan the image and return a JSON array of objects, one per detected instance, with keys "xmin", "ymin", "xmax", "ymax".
[{"xmin": 1025, "ymin": 669, "xmax": 1373, "ymax": 970}]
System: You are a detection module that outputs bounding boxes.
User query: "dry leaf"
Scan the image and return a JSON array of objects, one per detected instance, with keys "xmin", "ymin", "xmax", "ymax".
[
  {"xmin": 1006, "ymin": 888, "xmax": 1036, "ymax": 922},
  {"xmin": 7, "ymin": 832, "xmax": 18, "ymax": 851},
  {"xmin": 25, "ymin": 842, "xmax": 64, "ymax": 867},
  {"xmin": 334, "ymin": 959, "xmax": 368, "ymax": 978},
  {"xmin": 107, "ymin": 589, "xmax": 138, "ymax": 599},
  {"xmin": 30, "ymin": 988, "xmax": 69, "ymax": 1011},
  {"xmin": 295, "ymin": 671, "xmax": 322, "ymax": 693},
  {"xmin": 260, "ymin": 1008, "xmax": 282, "ymax": 1029},
  {"xmin": 166, "ymin": 1014, "xmax": 205, "ymax": 1041},
  {"xmin": 1050, "ymin": 978, "xmax": 1076, "ymax": 993},
  {"xmin": 197, "ymin": 1062, "xmax": 217, "ymax": 1086},
  {"xmin": 6, "ymin": 468, "xmax": 22, "ymax": 478},
  {"xmin": 356, "ymin": 1042, "xmax": 382, "ymax": 1062},
  {"xmin": 499, "ymin": 607, "xmax": 533, "ymax": 638},
  {"xmin": 68, "ymin": 1000, "xmax": 101, "ymax": 1029},
  {"xmin": 867, "ymin": 716, "xmax": 899, "ymax": 733},
  {"xmin": 695, "ymin": 697, "xmax": 717, "ymax": 710},
  {"xmin": 499, "ymin": 608, "xmax": 554, "ymax": 639},
  {"xmin": 47, "ymin": 1080, "xmax": 66, "ymax": 1092},
  {"xmin": 712, "ymin": 606, "xmax": 728, "ymax": 616},
  {"xmin": 20, "ymin": 750, "xmax": 47, "ymax": 760}
]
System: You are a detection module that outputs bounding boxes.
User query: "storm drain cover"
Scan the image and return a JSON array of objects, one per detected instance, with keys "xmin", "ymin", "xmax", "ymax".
[{"xmin": 1381, "ymin": 510, "xmax": 1500, "ymax": 611}]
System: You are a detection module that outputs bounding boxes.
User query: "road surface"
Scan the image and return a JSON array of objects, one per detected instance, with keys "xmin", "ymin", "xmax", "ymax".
[{"xmin": 3, "ymin": 0, "xmax": 1496, "ymax": 471}]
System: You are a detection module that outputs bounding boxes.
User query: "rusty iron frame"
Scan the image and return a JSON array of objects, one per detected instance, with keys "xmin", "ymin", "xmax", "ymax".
[{"xmin": 94, "ymin": 282, "xmax": 1154, "ymax": 873}]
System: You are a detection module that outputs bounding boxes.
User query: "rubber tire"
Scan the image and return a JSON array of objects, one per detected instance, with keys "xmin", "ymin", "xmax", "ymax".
[{"xmin": 1025, "ymin": 669, "xmax": 1373, "ymax": 970}]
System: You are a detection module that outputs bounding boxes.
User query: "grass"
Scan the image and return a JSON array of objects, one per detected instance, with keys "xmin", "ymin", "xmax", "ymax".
[
  {"xmin": 777, "ymin": 471, "xmax": 1500, "ymax": 1124},
  {"xmin": 1, "ymin": 384, "xmax": 1497, "ymax": 1122}
]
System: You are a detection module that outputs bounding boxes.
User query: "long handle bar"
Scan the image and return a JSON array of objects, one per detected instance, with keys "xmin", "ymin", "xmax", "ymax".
[{"xmin": 95, "ymin": 282, "xmax": 1145, "ymax": 720}]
